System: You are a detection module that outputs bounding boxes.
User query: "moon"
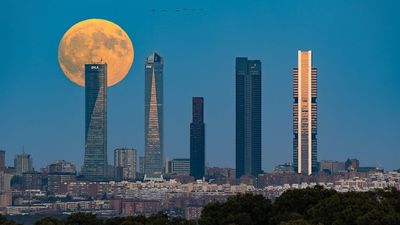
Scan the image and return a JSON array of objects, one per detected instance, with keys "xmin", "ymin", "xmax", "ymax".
[{"xmin": 58, "ymin": 19, "xmax": 134, "ymax": 87}]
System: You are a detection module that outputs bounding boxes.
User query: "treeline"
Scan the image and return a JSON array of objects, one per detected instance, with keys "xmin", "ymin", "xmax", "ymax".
[{"xmin": 1, "ymin": 186, "xmax": 399, "ymax": 225}]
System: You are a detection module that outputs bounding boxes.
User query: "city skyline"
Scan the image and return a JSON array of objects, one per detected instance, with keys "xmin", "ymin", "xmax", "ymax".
[{"xmin": 0, "ymin": 1, "xmax": 399, "ymax": 172}]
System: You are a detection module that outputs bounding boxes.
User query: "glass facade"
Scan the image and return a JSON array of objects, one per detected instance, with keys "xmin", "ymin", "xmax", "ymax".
[
  {"xmin": 168, "ymin": 158, "xmax": 190, "ymax": 175},
  {"xmin": 82, "ymin": 63, "xmax": 108, "ymax": 181},
  {"xmin": 190, "ymin": 97, "xmax": 205, "ymax": 180},
  {"xmin": 293, "ymin": 51, "xmax": 318, "ymax": 175},
  {"xmin": 144, "ymin": 52, "xmax": 164, "ymax": 179},
  {"xmin": 235, "ymin": 57, "xmax": 262, "ymax": 178}
]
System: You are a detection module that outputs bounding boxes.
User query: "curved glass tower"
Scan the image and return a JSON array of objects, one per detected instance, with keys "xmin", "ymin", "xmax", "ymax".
[{"xmin": 82, "ymin": 63, "xmax": 108, "ymax": 181}]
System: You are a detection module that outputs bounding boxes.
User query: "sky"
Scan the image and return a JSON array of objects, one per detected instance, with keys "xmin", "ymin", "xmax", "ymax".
[{"xmin": 0, "ymin": 0, "xmax": 399, "ymax": 172}]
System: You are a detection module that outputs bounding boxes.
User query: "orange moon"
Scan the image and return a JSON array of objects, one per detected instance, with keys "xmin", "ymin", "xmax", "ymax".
[{"xmin": 58, "ymin": 19, "xmax": 134, "ymax": 87}]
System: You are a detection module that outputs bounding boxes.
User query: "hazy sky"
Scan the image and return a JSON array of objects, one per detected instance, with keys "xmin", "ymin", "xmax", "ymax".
[{"xmin": 0, "ymin": 0, "xmax": 399, "ymax": 171}]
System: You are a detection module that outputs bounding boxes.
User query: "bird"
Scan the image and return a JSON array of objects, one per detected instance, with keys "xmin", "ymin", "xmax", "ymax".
[{"xmin": 150, "ymin": 8, "xmax": 205, "ymax": 13}]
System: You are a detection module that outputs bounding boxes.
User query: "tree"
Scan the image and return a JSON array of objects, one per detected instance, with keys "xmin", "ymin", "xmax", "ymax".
[
  {"xmin": 0, "ymin": 215, "xmax": 20, "ymax": 225},
  {"xmin": 356, "ymin": 208, "xmax": 400, "ymax": 225},
  {"xmin": 64, "ymin": 213, "xmax": 98, "ymax": 225},
  {"xmin": 374, "ymin": 187, "xmax": 400, "ymax": 213},
  {"xmin": 199, "ymin": 193, "xmax": 273, "ymax": 225},
  {"xmin": 308, "ymin": 191, "xmax": 400, "ymax": 225},
  {"xmin": 279, "ymin": 219, "xmax": 312, "ymax": 225},
  {"xmin": 270, "ymin": 185, "xmax": 336, "ymax": 224},
  {"xmin": 34, "ymin": 217, "xmax": 64, "ymax": 225}
]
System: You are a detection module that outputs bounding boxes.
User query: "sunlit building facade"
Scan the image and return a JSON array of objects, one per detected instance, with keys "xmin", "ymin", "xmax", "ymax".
[
  {"xmin": 235, "ymin": 57, "xmax": 262, "ymax": 178},
  {"xmin": 144, "ymin": 52, "xmax": 164, "ymax": 179},
  {"xmin": 82, "ymin": 63, "xmax": 108, "ymax": 181},
  {"xmin": 293, "ymin": 51, "xmax": 318, "ymax": 175}
]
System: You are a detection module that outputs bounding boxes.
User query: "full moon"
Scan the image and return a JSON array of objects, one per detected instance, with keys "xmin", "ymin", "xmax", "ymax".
[{"xmin": 58, "ymin": 19, "xmax": 134, "ymax": 87}]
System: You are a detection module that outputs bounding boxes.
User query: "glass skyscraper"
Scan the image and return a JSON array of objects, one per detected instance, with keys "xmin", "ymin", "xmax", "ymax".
[
  {"xmin": 235, "ymin": 57, "xmax": 262, "ymax": 178},
  {"xmin": 144, "ymin": 52, "xmax": 164, "ymax": 179},
  {"xmin": 82, "ymin": 63, "xmax": 108, "ymax": 181},
  {"xmin": 293, "ymin": 50, "xmax": 318, "ymax": 175},
  {"xmin": 190, "ymin": 97, "xmax": 205, "ymax": 180}
]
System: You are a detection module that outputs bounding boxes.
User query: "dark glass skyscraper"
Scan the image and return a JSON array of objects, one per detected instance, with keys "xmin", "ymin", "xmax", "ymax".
[
  {"xmin": 0, "ymin": 150, "xmax": 5, "ymax": 171},
  {"xmin": 82, "ymin": 63, "xmax": 108, "ymax": 181},
  {"xmin": 144, "ymin": 52, "xmax": 164, "ymax": 179},
  {"xmin": 235, "ymin": 57, "xmax": 262, "ymax": 178},
  {"xmin": 190, "ymin": 97, "xmax": 205, "ymax": 180}
]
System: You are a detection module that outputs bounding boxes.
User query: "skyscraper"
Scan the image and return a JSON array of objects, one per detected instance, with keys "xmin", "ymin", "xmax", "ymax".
[
  {"xmin": 144, "ymin": 52, "xmax": 164, "ymax": 179},
  {"xmin": 293, "ymin": 50, "xmax": 318, "ymax": 175},
  {"xmin": 190, "ymin": 97, "xmax": 205, "ymax": 180},
  {"xmin": 0, "ymin": 150, "xmax": 5, "ymax": 171},
  {"xmin": 14, "ymin": 152, "xmax": 33, "ymax": 175},
  {"xmin": 139, "ymin": 156, "xmax": 145, "ymax": 175},
  {"xmin": 82, "ymin": 63, "xmax": 108, "ymax": 181},
  {"xmin": 235, "ymin": 57, "xmax": 262, "ymax": 178},
  {"xmin": 114, "ymin": 148, "xmax": 137, "ymax": 180}
]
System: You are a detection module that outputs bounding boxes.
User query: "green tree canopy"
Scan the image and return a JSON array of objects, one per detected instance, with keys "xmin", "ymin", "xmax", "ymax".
[{"xmin": 199, "ymin": 193, "xmax": 273, "ymax": 225}]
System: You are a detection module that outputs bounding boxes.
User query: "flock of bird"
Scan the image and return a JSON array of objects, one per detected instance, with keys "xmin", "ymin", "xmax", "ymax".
[{"xmin": 151, "ymin": 8, "xmax": 205, "ymax": 13}]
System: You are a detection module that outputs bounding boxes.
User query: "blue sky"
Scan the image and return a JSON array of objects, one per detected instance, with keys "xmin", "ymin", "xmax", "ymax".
[{"xmin": 0, "ymin": 0, "xmax": 399, "ymax": 171}]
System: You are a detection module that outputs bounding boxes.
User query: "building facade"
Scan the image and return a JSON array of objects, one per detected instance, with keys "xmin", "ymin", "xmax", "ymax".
[
  {"xmin": 139, "ymin": 156, "xmax": 145, "ymax": 175},
  {"xmin": 114, "ymin": 148, "xmax": 137, "ymax": 180},
  {"xmin": 82, "ymin": 63, "xmax": 108, "ymax": 181},
  {"xmin": 235, "ymin": 57, "xmax": 262, "ymax": 178},
  {"xmin": 22, "ymin": 172, "xmax": 42, "ymax": 190},
  {"xmin": 190, "ymin": 97, "xmax": 205, "ymax": 180},
  {"xmin": 14, "ymin": 153, "xmax": 33, "ymax": 175},
  {"xmin": 0, "ymin": 171, "xmax": 12, "ymax": 192},
  {"xmin": 48, "ymin": 160, "xmax": 76, "ymax": 174},
  {"xmin": 0, "ymin": 150, "xmax": 5, "ymax": 172},
  {"xmin": 167, "ymin": 159, "xmax": 190, "ymax": 175},
  {"xmin": 319, "ymin": 160, "xmax": 346, "ymax": 174},
  {"xmin": 47, "ymin": 160, "xmax": 77, "ymax": 194},
  {"xmin": 345, "ymin": 158, "xmax": 360, "ymax": 171},
  {"xmin": 144, "ymin": 52, "xmax": 164, "ymax": 179},
  {"xmin": 293, "ymin": 50, "xmax": 318, "ymax": 175}
]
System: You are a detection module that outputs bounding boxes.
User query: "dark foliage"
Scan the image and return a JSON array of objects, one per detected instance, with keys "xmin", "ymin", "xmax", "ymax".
[
  {"xmin": 0, "ymin": 214, "xmax": 20, "ymax": 225},
  {"xmin": 200, "ymin": 186, "xmax": 400, "ymax": 225},
  {"xmin": 199, "ymin": 193, "xmax": 273, "ymax": 225},
  {"xmin": 1, "ymin": 187, "xmax": 399, "ymax": 225},
  {"xmin": 270, "ymin": 185, "xmax": 336, "ymax": 224}
]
